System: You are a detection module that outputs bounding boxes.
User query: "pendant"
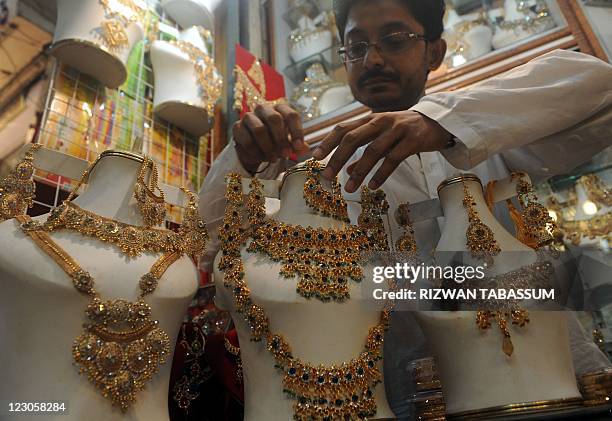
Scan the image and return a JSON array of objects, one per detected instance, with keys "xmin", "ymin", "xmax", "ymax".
[{"xmin": 72, "ymin": 298, "xmax": 171, "ymax": 411}]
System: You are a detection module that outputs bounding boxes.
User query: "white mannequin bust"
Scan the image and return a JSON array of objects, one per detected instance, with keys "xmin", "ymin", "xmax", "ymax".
[
  {"xmin": 414, "ymin": 175, "xmax": 580, "ymax": 415},
  {"xmin": 463, "ymin": 23, "xmax": 493, "ymax": 60},
  {"xmin": 0, "ymin": 154, "xmax": 198, "ymax": 420},
  {"xmin": 150, "ymin": 26, "xmax": 217, "ymax": 136},
  {"xmin": 289, "ymin": 15, "xmax": 333, "ymax": 63},
  {"xmin": 50, "ymin": 0, "xmax": 145, "ymax": 88},
  {"xmin": 161, "ymin": 0, "xmax": 214, "ymax": 30},
  {"xmin": 213, "ymin": 170, "xmax": 395, "ymax": 420}
]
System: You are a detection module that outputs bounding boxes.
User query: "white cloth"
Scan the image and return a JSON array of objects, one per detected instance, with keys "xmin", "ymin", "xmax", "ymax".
[{"xmin": 199, "ymin": 49, "xmax": 612, "ymax": 418}]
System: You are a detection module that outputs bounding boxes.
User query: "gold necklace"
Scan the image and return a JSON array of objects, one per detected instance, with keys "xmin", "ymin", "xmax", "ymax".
[
  {"xmin": 31, "ymin": 201, "xmax": 183, "ymax": 257},
  {"xmin": 168, "ymin": 39, "xmax": 223, "ymax": 115},
  {"xmin": 244, "ymin": 176, "xmax": 387, "ymax": 302},
  {"xmin": 28, "ymin": 154, "xmax": 208, "ymax": 259},
  {"xmin": 17, "ymin": 215, "xmax": 177, "ymax": 411},
  {"xmin": 218, "ymin": 173, "xmax": 394, "ymax": 420},
  {"xmin": 579, "ymin": 174, "xmax": 612, "ymax": 208}
]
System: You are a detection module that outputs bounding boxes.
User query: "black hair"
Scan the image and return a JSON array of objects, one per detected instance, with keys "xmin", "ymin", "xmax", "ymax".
[{"xmin": 333, "ymin": 0, "xmax": 446, "ymax": 42}]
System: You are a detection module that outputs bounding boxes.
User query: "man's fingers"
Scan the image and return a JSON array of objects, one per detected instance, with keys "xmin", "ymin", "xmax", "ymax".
[
  {"xmin": 324, "ymin": 119, "xmax": 383, "ymax": 180},
  {"xmin": 242, "ymin": 112, "xmax": 278, "ymax": 161},
  {"xmin": 254, "ymin": 105, "xmax": 287, "ymax": 152},
  {"xmin": 275, "ymin": 103, "xmax": 304, "ymax": 150},
  {"xmin": 234, "ymin": 121, "xmax": 265, "ymax": 172},
  {"xmin": 368, "ymin": 143, "xmax": 413, "ymax": 190},
  {"xmin": 344, "ymin": 131, "xmax": 399, "ymax": 193},
  {"xmin": 312, "ymin": 117, "xmax": 368, "ymax": 160}
]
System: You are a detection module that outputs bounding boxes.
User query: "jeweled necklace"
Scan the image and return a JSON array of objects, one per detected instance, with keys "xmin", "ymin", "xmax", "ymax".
[
  {"xmin": 29, "ymin": 156, "xmax": 208, "ymax": 259},
  {"xmin": 244, "ymin": 175, "xmax": 387, "ymax": 302},
  {"xmin": 17, "ymin": 215, "xmax": 177, "ymax": 411},
  {"xmin": 218, "ymin": 173, "xmax": 394, "ymax": 420},
  {"xmin": 36, "ymin": 201, "xmax": 183, "ymax": 257}
]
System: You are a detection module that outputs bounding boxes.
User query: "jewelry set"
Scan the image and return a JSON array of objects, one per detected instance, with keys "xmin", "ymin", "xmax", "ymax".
[
  {"xmin": 218, "ymin": 163, "xmax": 397, "ymax": 420},
  {"xmin": 2, "ymin": 146, "xmax": 208, "ymax": 411},
  {"xmin": 463, "ymin": 175, "xmax": 561, "ymax": 357}
]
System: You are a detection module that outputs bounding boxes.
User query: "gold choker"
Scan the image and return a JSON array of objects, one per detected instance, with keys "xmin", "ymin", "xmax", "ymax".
[{"xmin": 29, "ymin": 202, "xmax": 184, "ymax": 257}]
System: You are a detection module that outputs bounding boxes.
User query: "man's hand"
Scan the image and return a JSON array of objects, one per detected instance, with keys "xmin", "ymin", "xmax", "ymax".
[
  {"xmin": 233, "ymin": 103, "xmax": 309, "ymax": 174},
  {"xmin": 312, "ymin": 110, "xmax": 452, "ymax": 192}
]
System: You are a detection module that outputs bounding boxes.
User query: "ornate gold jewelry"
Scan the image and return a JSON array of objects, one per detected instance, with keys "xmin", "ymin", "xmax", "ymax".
[
  {"xmin": 30, "ymin": 201, "xmax": 182, "ymax": 257},
  {"xmin": 462, "ymin": 180, "xmax": 500, "ymax": 264},
  {"xmin": 224, "ymin": 336, "xmax": 243, "ymax": 384},
  {"xmin": 476, "ymin": 309, "xmax": 529, "ymax": 357},
  {"xmin": 168, "ymin": 39, "xmax": 223, "ymax": 115},
  {"xmin": 560, "ymin": 212, "xmax": 611, "ymax": 246},
  {"xmin": 218, "ymin": 174, "xmax": 394, "ymax": 420},
  {"xmin": 395, "ymin": 203, "xmax": 418, "ymax": 256},
  {"xmin": 173, "ymin": 323, "xmax": 211, "ymax": 411},
  {"xmin": 0, "ymin": 143, "xmax": 40, "ymax": 222},
  {"xmin": 512, "ymin": 172, "xmax": 557, "ymax": 249},
  {"xmin": 579, "ymin": 174, "xmax": 612, "ymax": 208},
  {"xmin": 17, "ymin": 215, "xmax": 176, "ymax": 411},
  {"xmin": 177, "ymin": 187, "xmax": 209, "ymax": 259},
  {"xmin": 26, "ymin": 152, "xmax": 207, "ymax": 259},
  {"xmin": 134, "ymin": 156, "xmax": 166, "ymax": 227},
  {"xmin": 233, "ymin": 59, "xmax": 287, "ymax": 113},
  {"xmin": 358, "ymin": 186, "xmax": 390, "ymax": 251},
  {"xmin": 245, "ymin": 175, "xmax": 376, "ymax": 302},
  {"xmin": 97, "ymin": 0, "xmax": 143, "ymax": 52},
  {"xmin": 303, "ymin": 159, "xmax": 349, "ymax": 222}
]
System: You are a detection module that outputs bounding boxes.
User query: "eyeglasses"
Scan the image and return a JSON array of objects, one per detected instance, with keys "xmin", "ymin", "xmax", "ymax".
[{"xmin": 338, "ymin": 31, "xmax": 428, "ymax": 63}]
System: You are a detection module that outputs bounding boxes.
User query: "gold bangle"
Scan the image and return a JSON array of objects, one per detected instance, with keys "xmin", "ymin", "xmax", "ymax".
[{"xmin": 437, "ymin": 173, "xmax": 482, "ymax": 194}]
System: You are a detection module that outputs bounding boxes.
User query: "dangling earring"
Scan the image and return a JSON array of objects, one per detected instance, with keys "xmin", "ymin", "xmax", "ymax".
[
  {"xmin": 0, "ymin": 143, "xmax": 41, "ymax": 222},
  {"xmin": 462, "ymin": 179, "xmax": 500, "ymax": 265},
  {"xmin": 134, "ymin": 156, "xmax": 166, "ymax": 226},
  {"xmin": 303, "ymin": 158, "xmax": 349, "ymax": 222},
  {"xmin": 395, "ymin": 203, "xmax": 418, "ymax": 256},
  {"xmin": 511, "ymin": 172, "xmax": 557, "ymax": 249},
  {"xmin": 178, "ymin": 187, "xmax": 209, "ymax": 259},
  {"xmin": 358, "ymin": 186, "xmax": 389, "ymax": 251}
]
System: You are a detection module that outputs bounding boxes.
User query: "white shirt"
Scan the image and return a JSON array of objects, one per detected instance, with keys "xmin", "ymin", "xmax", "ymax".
[{"xmin": 199, "ymin": 49, "xmax": 612, "ymax": 417}]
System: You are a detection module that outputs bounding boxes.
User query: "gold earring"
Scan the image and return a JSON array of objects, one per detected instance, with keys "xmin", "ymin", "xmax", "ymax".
[
  {"xmin": 178, "ymin": 187, "xmax": 209, "ymax": 259},
  {"xmin": 0, "ymin": 143, "xmax": 41, "ymax": 222},
  {"xmin": 462, "ymin": 180, "xmax": 500, "ymax": 265},
  {"xmin": 134, "ymin": 156, "xmax": 166, "ymax": 227},
  {"xmin": 358, "ymin": 186, "xmax": 389, "ymax": 251},
  {"xmin": 512, "ymin": 172, "xmax": 559, "ymax": 249},
  {"xmin": 395, "ymin": 203, "xmax": 418, "ymax": 256},
  {"xmin": 303, "ymin": 159, "xmax": 349, "ymax": 222}
]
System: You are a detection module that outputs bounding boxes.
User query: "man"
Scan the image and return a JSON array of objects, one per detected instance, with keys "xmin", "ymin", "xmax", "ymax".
[{"xmin": 200, "ymin": 0, "xmax": 612, "ymax": 417}]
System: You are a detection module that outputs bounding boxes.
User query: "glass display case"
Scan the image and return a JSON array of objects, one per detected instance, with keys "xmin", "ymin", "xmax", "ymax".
[{"xmin": 261, "ymin": 0, "xmax": 607, "ymax": 141}]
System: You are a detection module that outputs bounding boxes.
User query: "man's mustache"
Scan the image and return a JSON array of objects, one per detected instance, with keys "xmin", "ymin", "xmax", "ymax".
[{"xmin": 358, "ymin": 70, "xmax": 399, "ymax": 87}]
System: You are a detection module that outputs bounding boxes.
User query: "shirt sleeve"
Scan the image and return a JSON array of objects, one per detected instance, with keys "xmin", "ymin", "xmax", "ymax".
[
  {"xmin": 198, "ymin": 140, "xmax": 289, "ymax": 272},
  {"xmin": 412, "ymin": 49, "xmax": 612, "ymax": 174}
]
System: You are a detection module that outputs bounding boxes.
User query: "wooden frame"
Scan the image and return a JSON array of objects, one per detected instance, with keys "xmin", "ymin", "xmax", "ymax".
[{"xmin": 297, "ymin": 0, "xmax": 608, "ymax": 140}]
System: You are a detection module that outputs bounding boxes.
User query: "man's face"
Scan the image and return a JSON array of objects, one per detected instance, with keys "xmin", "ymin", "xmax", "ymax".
[{"xmin": 343, "ymin": 0, "xmax": 445, "ymax": 112}]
